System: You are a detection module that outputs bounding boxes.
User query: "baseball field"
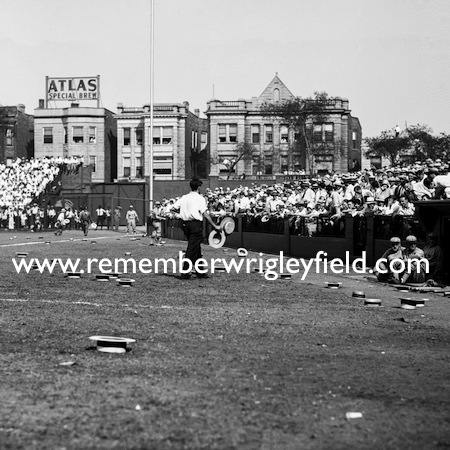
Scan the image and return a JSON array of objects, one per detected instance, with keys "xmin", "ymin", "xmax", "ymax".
[{"xmin": 1, "ymin": 229, "xmax": 449, "ymax": 449}]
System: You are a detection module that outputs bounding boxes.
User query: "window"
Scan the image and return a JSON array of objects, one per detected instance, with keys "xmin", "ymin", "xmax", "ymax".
[
  {"xmin": 153, "ymin": 126, "xmax": 161, "ymax": 145},
  {"xmin": 162, "ymin": 127, "xmax": 173, "ymax": 144},
  {"xmin": 153, "ymin": 127, "xmax": 173, "ymax": 145},
  {"xmin": 136, "ymin": 128, "xmax": 143, "ymax": 146},
  {"xmin": 280, "ymin": 155, "xmax": 289, "ymax": 173},
  {"xmin": 251, "ymin": 124, "xmax": 260, "ymax": 144},
  {"xmin": 201, "ymin": 131, "xmax": 207, "ymax": 150},
  {"xmin": 123, "ymin": 157, "xmax": 131, "ymax": 177},
  {"xmin": 370, "ymin": 156, "xmax": 382, "ymax": 169},
  {"xmin": 218, "ymin": 124, "xmax": 238, "ymax": 143},
  {"xmin": 153, "ymin": 156, "xmax": 173, "ymax": 176},
  {"xmin": 280, "ymin": 125, "xmax": 289, "ymax": 143},
  {"xmin": 229, "ymin": 124, "xmax": 237, "ymax": 142},
  {"xmin": 265, "ymin": 156, "xmax": 272, "ymax": 175},
  {"xmin": 352, "ymin": 131, "xmax": 357, "ymax": 149},
  {"xmin": 154, "ymin": 168, "xmax": 172, "ymax": 175},
  {"xmin": 218, "ymin": 124, "xmax": 227, "ymax": 143},
  {"xmin": 64, "ymin": 127, "xmax": 68, "ymax": 144},
  {"xmin": 324, "ymin": 124, "xmax": 333, "ymax": 142},
  {"xmin": 265, "ymin": 124, "xmax": 273, "ymax": 143},
  {"xmin": 89, "ymin": 127, "xmax": 96, "ymax": 143},
  {"xmin": 6, "ymin": 129, "xmax": 13, "ymax": 146},
  {"xmin": 136, "ymin": 156, "xmax": 143, "ymax": 178},
  {"xmin": 73, "ymin": 126, "xmax": 84, "ymax": 143},
  {"xmin": 273, "ymin": 88, "xmax": 280, "ymax": 102},
  {"xmin": 313, "ymin": 123, "xmax": 334, "ymax": 142},
  {"xmin": 123, "ymin": 128, "xmax": 131, "ymax": 146},
  {"xmin": 43, "ymin": 128, "xmax": 53, "ymax": 144},
  {"xmin": 252, "ymin": 156, "xmax": 262, "ymax": 175},
  {"xmin": 89, "ymin": 156, "xmax": 96, "ymax": 173},
  {"xmin": 191, "ymin": 130, "xmax": 197, "ymax": 149},
  {"xmin": 313, "ymin": 124, "xmax": 322, "ymax": 142}
]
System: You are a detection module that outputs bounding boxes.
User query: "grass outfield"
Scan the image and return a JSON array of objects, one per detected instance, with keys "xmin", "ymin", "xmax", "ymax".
[{"xmin": 1, "ymin": 229, "xmax": 449, "ymax": 449}]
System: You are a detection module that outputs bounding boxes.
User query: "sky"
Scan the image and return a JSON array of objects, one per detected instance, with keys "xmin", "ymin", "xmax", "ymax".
[{"xmin": 0, "ymin": 0, "xmax": 449, "ymax": 138}]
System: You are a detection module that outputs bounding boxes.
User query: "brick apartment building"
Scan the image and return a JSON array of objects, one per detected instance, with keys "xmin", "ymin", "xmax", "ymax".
[
  {"xmin": 205, "ymin": 75, "xmax": 362, "ymax": 176},
  {"xmin": 0, "ymin": 104, "xmax": 34, "ymax": 164},
  {"xmin": 116, "ymin": 102, "xmax": 208, "ymax": 181}
]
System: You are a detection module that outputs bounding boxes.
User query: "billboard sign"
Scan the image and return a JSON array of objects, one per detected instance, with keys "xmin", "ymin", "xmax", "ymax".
[{"xmin": 46, "ymin": 76, "xmax": 100, "ymax": 106}]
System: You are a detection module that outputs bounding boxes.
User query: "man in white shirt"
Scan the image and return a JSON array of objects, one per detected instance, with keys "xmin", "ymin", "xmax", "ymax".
[
  {"xmin": 392, "ymin": 196, "xmax": 415, "ymax": 216},
  {"xmin": 95, "ymin": 205, "xmax": 106, "ymax": 230},
  {"xmin": 173, "ymin": 178, "xmax": 220, "ymax": 279},
  {"xmin": 433, "ymin": 174, "xmax": 450, "ymax": 199}
]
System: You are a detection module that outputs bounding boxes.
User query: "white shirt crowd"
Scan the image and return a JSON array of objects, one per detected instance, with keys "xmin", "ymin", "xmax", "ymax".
[{"xmin": 0, "ymin": 157, "xmax": 83, "ymax": 229}]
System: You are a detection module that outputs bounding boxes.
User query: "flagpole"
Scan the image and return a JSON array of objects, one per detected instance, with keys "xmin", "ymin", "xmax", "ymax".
[{"xmin": 149, "ymin": 0, "xmax": 155, "ymax": 211}]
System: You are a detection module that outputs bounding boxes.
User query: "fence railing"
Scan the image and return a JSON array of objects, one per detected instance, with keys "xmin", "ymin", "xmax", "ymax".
[
  {"xmin": 161, "ymin": 213, "xmax": 429, "ymax": 266},
  {"xmin": 373, "ymin": 215, "xmax": 426, "ymax": 241}
]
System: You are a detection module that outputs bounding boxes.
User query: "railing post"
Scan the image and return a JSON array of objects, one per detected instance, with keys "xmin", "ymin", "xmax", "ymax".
[
  {"xmin": 284, "ymin": 218, "xmax": 290, "ymax": 254},
  {"xmin": 345, "ymin": 215, "xmax": 354, "ymax": 259},
  {"xmin": 365, "ymin": 214, "xmax": 375, "ymax": 266},
  {"xmin": 238, "ymin": 214, "xmax": 243, "ymax": 248}
]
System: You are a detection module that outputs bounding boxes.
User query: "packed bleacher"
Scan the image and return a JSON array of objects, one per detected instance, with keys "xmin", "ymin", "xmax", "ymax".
[
  {"xmin": 1, "ymin": 156, "xmax": 449, "ymax": 233},
  {"xmin": 0, "ymin": 156, "xmax": 83, "ymax": 231},
  {"xmin": 161, "ymin": 159, "xmax": 449, "ymax": 228}
]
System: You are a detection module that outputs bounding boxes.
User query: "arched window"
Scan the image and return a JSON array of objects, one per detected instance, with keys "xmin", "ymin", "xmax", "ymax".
[{"xmin": 273, "ymin": 88, "xmax": 280, "ymax": 102}]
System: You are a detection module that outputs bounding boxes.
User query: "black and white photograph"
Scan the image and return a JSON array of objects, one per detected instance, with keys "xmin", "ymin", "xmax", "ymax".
[{"xmin": 0, "ymin": 0, "xmax": 449, "ymax": 448}]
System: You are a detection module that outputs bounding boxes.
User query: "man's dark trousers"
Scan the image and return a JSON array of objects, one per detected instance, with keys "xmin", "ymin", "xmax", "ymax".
[{"xmin": 182, "ymin": 220, "xmax": 203, "ymax": 271}]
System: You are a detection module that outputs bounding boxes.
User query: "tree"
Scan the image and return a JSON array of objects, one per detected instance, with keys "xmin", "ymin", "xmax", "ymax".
[
  {"xmin": 364, "ymin": 130, "xmax": 410, "ymax": 166},
  {"xmin": 434, "ymin": 133, "xmax": 450, "ymax": 160},
  {"xmin": 405, "ymin": 124, "xmax": 449, "ymax": 161},
  {"xmin": 365, "ymin": 125, "xmax": 450, "ymax": 165},
  {"xmin": 260, "ymin": 91, "xmax": 335, "ymax": 173},
  {"xmin": 222, "ymin": 141, "xmax": 256, "ymax": 180}
]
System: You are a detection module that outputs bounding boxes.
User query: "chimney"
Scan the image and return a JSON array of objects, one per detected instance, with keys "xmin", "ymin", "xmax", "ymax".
[{"xmin": 194, "ymin": 108, "xmax": 200, "ymax": 117}]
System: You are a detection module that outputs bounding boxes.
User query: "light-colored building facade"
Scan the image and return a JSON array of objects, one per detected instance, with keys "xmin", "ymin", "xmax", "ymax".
[
  {"xmin": 34, "ymin": 103, "xmax": 117, "ymax": 182},
  {"xmin": 206, "ymin": 75, "xmax": 362, "ymax": 177},
  {"xmin": 115, "ymin": 102, "xmax": 208, "ymax": 181}
]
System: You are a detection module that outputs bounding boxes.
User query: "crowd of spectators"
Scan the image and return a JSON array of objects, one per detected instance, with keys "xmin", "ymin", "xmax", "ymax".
[
  {"xmin": 1, "ymin": 156, "xmax": 448, "ymax": 234},
  {"xmin": 153, "ymin": 159, "xmax": 449, "ymax": 237},
  {"xmin": 0, "ymin": 156, "xmax": 83, "ymax": 231}
]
